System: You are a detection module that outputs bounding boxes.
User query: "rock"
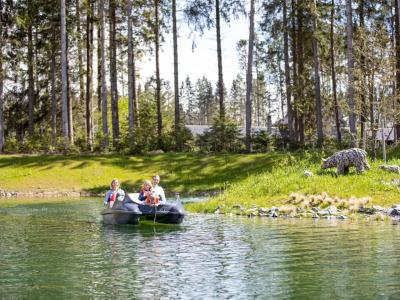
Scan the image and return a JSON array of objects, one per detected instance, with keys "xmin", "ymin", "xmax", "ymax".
[
  {"xmin": 312, "ymin": 213, "xmax": 319, "ymax": 219},
  {"xmin": 214, "ymin": 209, "xmax": 221, "ymax": 214},
  {"xmin": 258, "ymin": 207, "xmax": 268, "ymax": 214},
  {"xmin": 327, "ymin": 206, "xmax": 338, "ymax": 215},
  {"xmin": 318, "ymin": 210, "xmax": 330, "ymax": 216},
  {"xmin": 304, "ymin": 170, "xmax": 314, "ymax": 177},
  {"xmin": 388, "ymin": 206, "xmax": 400, "ymax": 217},
  {"xmin": 233, "ymin": 204, "xmax": 244, "ymax": 211},
  {"xmin": 270, "ymin": 210, "xmax": 279, "ymax": 218},
  {"xmin": 337, "ymin": 215, "xmax": 347, "ymax": 220},
  {"xmin": 372, "ymin": 205, "xmax": 386, "ymax": 213},
  {"xmin": 378, "ymin": 165, "xmax": 400, "ymax": 174}
]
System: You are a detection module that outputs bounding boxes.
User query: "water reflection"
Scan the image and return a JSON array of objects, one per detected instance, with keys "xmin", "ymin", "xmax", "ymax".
[{"xmin": 1, "ymin": 200, "xmax": 400, "ymax": 298}]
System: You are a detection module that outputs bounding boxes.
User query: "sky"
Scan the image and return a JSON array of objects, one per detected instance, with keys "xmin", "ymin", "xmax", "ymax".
[{"xmin": 138, "ymin": 16, "xmax": 250, "ymax": 90}]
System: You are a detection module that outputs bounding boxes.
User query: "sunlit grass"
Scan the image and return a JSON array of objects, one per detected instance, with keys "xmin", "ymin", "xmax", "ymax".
[
  {"xmin": 0, "ymin": 152, "xmax": 287, "ymax": 195},
  {"xmin": 186, "ymin": 151, "xmax": 400, "ymax": 213},
  {"xmin": 2, "ymin": 150, "xmax": 400, "ymax": 212}
]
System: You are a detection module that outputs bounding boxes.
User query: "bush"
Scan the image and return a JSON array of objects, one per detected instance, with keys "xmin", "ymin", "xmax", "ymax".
[
  {"xmin": 196, "ymin": 117, "xmax": 242, "ymax": 153},
  {"xmin": 251, "ymin": 130, "xmax": 275, "ymax": 153}
]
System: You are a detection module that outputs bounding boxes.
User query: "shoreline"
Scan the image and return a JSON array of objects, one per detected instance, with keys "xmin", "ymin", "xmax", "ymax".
[{"xmin": 0, "ymin": 189, "xmax": 217, "ymax": 199}]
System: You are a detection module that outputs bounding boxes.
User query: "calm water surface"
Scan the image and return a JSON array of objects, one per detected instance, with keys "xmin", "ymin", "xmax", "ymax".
[{"xmin": 1, "ymin": 199, "xmax": 400, "ymax": 299}]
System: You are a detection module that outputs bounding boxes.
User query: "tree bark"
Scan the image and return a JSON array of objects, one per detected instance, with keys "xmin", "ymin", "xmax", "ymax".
[
  {"xmin": 76, "ymin": 0, "xmax": 84, "ymax": 105},
  {"xmin": 86, "ymin": 0, "xmax": 94, "ymax": 151},
  {"xmin": 61, "ymin": 0, "xmax": 69, "ymax": 144},
  {"xmin": 346, "ymin": 0, "xmax": 357, "ymax": 147},
  {"xmin": 155, "ymin": 0, "xmax": 162, "ymax": 149},
  {"xmin": 245, "ymin": 0, "xmax": 255, "ymax": 152},
  {"xmin": 109, "ymin": 0, "xmax": 120, "ymax": 149},
  {"xmin": 172, "ymin": 0, "xmax": 181, "ymax": 151},
  {"xmin": 28, "ymin": 1, "xmax": 35, "ymax": 136},
  {"xmin": 283, "ymin": 0, "xmax": 293, "ymax": 144},
  {"xmin": 99, "ymin": 0, "xmax": 108, "ymax": 149},
  {"xmin": 97, "ymin": 0, "xmax": 101, "ymax": 112},
  {"xmin": 369, "ymin": 72, "xmax": 376, "ymax": 160},
  {"xmin": 0, "ymin": 0, "xmax": 4, "ymax": 152},
  {"xmin": 296, "ymin": 0, "xmax": 305, "ymax": 145},
  {"xmin": 330, "ymin": 0, "xmax": 341, "ymax": 145},
  {"xmin": 359, "ymin": 0, "xmax": 367, "ymax": 149},
  {"xmin": 51, "ymin": 15, "xmax": 57, "ymax": 147},
  {"xmin": 395, "ymin": 0, "xmax": 400, "ymax": 113},
  {"xmin": 291, "ymin": 0, "xmax": 298, "ymax": 143},
  {"xmin": 67, "ymin": 36, "xmax": 73, "ymax": 144},
  {"xmin": 216, "ymin": 0, "xmax": 225, "ymax": 120},
  {"xmin": 312, "ymin": 0, "xmax": 323, "ymax": 147},
  {"xmin": 127, "ymin": 0, "xmax": 135, "ymax": 135}
]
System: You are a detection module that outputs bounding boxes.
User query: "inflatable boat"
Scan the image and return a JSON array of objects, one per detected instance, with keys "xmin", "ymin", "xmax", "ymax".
[{"xmin": 101, "ymin": 193, "xmax": 185, "ymax": 225}]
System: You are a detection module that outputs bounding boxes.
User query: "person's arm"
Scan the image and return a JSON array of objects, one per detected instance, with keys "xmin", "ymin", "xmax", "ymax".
[
  {"xmin": 103, "ymin": 191, "xmax": 110, "ymax": 206},
  {"xmin": 117, "ymin": 189, "xmax": 125, "ymax": 201},
  {"xmin": 138, "ymin": 191, "xmax": 146, "ymax": 202},
  {"xmin": 159, "ymin": 187, "xmax": 166, "ymax": 204}
]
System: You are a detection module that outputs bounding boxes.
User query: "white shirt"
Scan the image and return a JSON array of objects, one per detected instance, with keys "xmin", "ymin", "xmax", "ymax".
[{"xmin": 153, "ymin": 185, "xmax": 166, "ymax": 204}]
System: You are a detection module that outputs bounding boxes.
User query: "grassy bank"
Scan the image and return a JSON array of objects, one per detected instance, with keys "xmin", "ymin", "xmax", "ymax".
[
  {"xmin": 2, "ymin": 151, "xmax": 400, "ymax": 213},
  {"xmin": 0, "ymin": 152, "xmax": 287, "ymax": 195},
  {"xmin": 186, "ymin": 150, "xmax": 400, "ymax": 213}
]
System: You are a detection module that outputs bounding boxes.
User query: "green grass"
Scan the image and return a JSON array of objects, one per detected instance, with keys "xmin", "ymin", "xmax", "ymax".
[
  {"xmin": 186, "ymin": 150, "xmax": 400, "ymax": 213},
  {"xmin": 0, "ymin": 152, "xmax": 288, "ymax": 195},
  {"xmin": 2, "ymin": 151, "xmax": 400, "ymax": 213}
]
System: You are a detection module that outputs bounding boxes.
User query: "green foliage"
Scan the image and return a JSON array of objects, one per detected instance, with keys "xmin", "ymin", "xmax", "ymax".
[
  {"xmin": 250, "ymin": 130, "xmax": 275, "ymax": 153},
  {"xmin": 197, "ymin": 117, "xmax": 242, "ymax": 152}
]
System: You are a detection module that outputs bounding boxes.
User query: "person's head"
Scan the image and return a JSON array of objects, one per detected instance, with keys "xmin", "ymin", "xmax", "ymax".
[
  {"xmin": 152, "ymin": 175, "xmax": 160, "ymax": 186},
  {"xmin": 143, "ymin": 180, "xmax": 153, "ymax": 191},
  {"xmin": 110, "ymin": 179, "xmax": 120, "ymax": 190}
]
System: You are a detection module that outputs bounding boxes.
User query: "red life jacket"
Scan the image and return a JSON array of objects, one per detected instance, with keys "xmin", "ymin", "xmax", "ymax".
[{"xmin": 109, "ymin": 192, "xmax": 117, "ymax": 203}]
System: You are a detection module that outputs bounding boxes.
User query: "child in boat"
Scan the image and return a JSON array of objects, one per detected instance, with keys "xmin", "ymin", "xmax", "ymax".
[
  {"xmin": 103, "ymin": 179, "xmax": 125, "ymax": 208},
  {"xmin": 138, "ymin": 180, "xmax": 159, "ymax": 205}
]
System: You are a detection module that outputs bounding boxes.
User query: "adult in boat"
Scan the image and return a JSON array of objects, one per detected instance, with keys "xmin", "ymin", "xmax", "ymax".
[
  {"xmin": 138, "ymin": 180, "xmax": 159, "ymax": 205},
  {"xmin": 103, "ymin": 179, "xmax": 125, "ymax": 208},
  {"xmin": 152, "ymin": 175, "xmax": 166, "ymax": 204}
]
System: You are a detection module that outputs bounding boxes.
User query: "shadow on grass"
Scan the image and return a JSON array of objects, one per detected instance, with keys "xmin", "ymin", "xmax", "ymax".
[{"xmin": 0, "ymin": 152, "xmax": 303, "ymax": 194}]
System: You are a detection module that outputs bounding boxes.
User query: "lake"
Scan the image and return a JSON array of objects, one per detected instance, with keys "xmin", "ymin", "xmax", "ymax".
[{"xmin": 1, "ymin": 199, "xmax": 400, "ymax": 299}]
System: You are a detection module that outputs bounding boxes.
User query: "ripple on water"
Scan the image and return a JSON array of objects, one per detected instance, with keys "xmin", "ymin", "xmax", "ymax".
[{"xmin": 1, "ymin": 201, "xmax": 400, "ymax": 298}]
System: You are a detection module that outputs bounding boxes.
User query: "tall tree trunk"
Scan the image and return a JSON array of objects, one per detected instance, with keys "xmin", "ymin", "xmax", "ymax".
[
  {"xmin": 346, "ymin": 0, "xmax": 357, "ymax": 147},
  {"xmin": 28, "ymin": 2, "xmax": 35, "ymax": 136},
  {"xmin": 172, "ymin": 0, "xmax": 181, "ymax": 151},
  {"xmin": 297, "ymin": 1, "xmax": 305, "ymax": 145},
  {"xmin": 283, "ymin": 0, "xmax": 293, "ymax": 144},
  {"xmin": 359, "ymin": 0, "xmax": 367, "ymax": 149},
  {"xmin": 76, "ymin": 0, "xmax": 84, "ymax": 105},
  {"xmin": 110, "ymin": 0, "xmax": 120, "ymax": 149},
  {"xmin": 127, "ymin": 0, "xmax": 135, "ymax": 136},
  {"xmin": 61, "ymin": 0, "xmax": 69, "ymax": 145},
  {"xmin": 97, "ymin": 0, "xmax": 101, "ymax": 112},
  {"xmin": 330, "ymin": 0, "xmax": 341, "ymax": 145},
  {"xmin": 155, "ymin": 0, "xmax": 162, "ymax": 149},
  {"xmin": 99, "ymin": 0, "xmax": 108, "ymax": 149},
  {"xmin": 369, "ymin": 72, "xmax": 376, "ymax": 160},
  {"xmin": 216, "ymin": 0, "xmax": 225, "ymax": 120},
  {"xmin": 291, "ymin": 0, "xmax": 299, "ymax": 143},
  {"xmin": 245, "ymin": 0, "xmax": 255, "ymax": 152},
  {"xmin": 255, "ymin": 50, "xmax": 261, "ymax": 126},
  {"xmin": 86, "ymin": 0, "xmax": 93, "ymax": 151},
  {"xmin": 51, "ymin": 16, "xmax": 57, "ymax": 147},
  {"xmin": 395, "ymin": 0, "xmax": 400, "ymax": 114},
  {"xmin": 0, "ymin": 0, "xmax": 4, "ymax": 152},
  {"xmin": 312, "ymin": 0, "xmax": 323, "ymax": 147},
  {"xmin": 67, "ymin": 37, "xmax": 74, "ymax": 144}
]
